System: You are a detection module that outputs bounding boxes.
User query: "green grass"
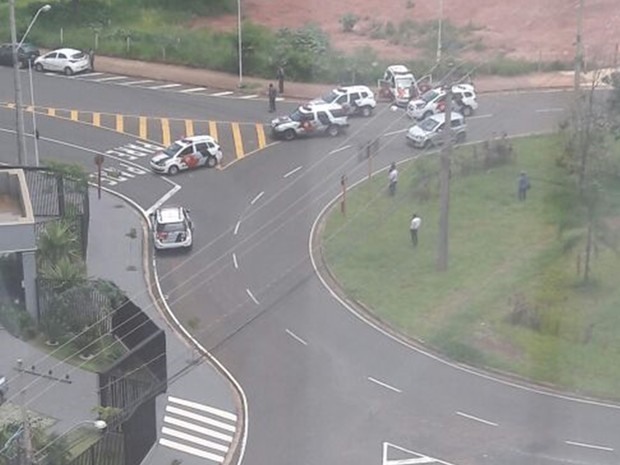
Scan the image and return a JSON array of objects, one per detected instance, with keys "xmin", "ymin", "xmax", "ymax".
[{"xmin": 322, "ymin": 134, "xmax": 620, "ymax": 399}]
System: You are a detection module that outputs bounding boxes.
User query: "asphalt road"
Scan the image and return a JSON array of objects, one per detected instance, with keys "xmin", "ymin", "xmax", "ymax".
[{"xmin": 2, "ymin": 64, "xmax": 619, "ymax": 465}]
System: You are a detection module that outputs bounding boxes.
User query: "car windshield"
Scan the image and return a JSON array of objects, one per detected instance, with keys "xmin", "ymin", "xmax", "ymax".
[
  {"xmin": 162, "ymin": 142, "xmax": 183, "ymax": 157},
  {"xmin": 418, "ymin": 118, "xmax": 440, "ymax": 131},
  {"xmin": 157, "ymin": 221, "xmax": 186, "ymax": 233},
  {"xmin": 421, "ymin": 89, "xmax": 440, "ymax": 103},
  {"xmin": 320, "ymin": 90, "xmax": 340, "ymax": 103}
]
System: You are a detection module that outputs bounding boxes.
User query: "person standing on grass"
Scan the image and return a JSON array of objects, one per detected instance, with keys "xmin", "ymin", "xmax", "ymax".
[
  {"xmin": 276, "ymin": 66, "xmax": 285, "ymax": 94},
  {"xmin": 268, "ymin": 83, "xmax": 277, "ymax": 113},
  {"xmin": 410, "ymin": 213, "xmax": 421, "ymax": 247},
  {"xmin": 517, "ymin": 171, "xmax": 531, "ymax": 201},
  {"xmin": 388, "ymin": 162, "xmax": 398, "ymax": 196}
]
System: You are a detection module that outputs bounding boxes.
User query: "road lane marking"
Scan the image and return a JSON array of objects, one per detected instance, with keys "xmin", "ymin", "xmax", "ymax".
[
  {"xmin": 536, "ymin": 108, "xmax": 565, "ymax": 113},
  {"xmin": 158, "ymin": 438, "xmax": 224, "ymax": 462},
  {"xmin": 368, "ymin": 376, "xmax": 402, "ymax": 393},
  {"xmin": 161, "ymin": 427, "xmax": 229, "ymax": 453},
  {"xmin": 209, "ymin": 121, "xmax": 218, "ymax": 142},
  {"xmin": 149, "ymin": 83, "xmax": 182, "ymax": 90},
  {"xmin": 233, "ymin": 221, "xmax": 241, "ymax": 235},
  {"xmin": 245, "ymin": 288, "xmax": 260, "ymax": 305},
  {"xmin": 122, "ymin": 79, "xmax": 154, "ymax": 86},
  {"xmin": 456, "ymin": 411, "xmax": 498, "ymax": 426},
  {"xmin": 210, "ymin": 91, "xmax": 233, "ymax": 97},
  {"xmin": 284, "ymin": 166, "xmax": 303, "ymax": 178},
  {"xmin": 565, "ymin": 440, "xmax": 614, "ymax": 452},
  {"xmin": 139, "ymin": 116, "xmax": 147, "ymax": 139},
  {"xmin": 116, "ymin": 114, "xmax": 124, "ymax": 133},
  {"xmin": 185, "ymin": 119, "xmax": 194, "ymax": 137},
  {"xmin": 250, "ymin": 191, "xmax": 264, "ymax": 205},
  {"xmin": 255, "ymin": 123, "xmax": 266, "ymax": 149},
  {"xmin": 168, "ymin": 396, "xmax": 237, "ymax": 421},
  {"xmin": 285, "ymin": 329, "xmax": 308, "ymax": 346},
  {"xmin": 231, "ymin": 122, "xmax": 244, "ymax": 159},
  {"xmin": 181, "ymin": 87, "xmax": 207, "ymax": 93},
  {"xmin": 161, "ymin": 118, "xmax": 171, "ymax": 146},
  {"xmin": 329, "ymin": 144, "xmax": 352, "ymax": 155},
  {"xmin": 92, "ymin": 112, "xmax": 100, "ymax": 126},
  {"xmin": 163, "ymin": 416, "xmax": 233, "ymax": 442},
  {"xmin": 165, "ymin": 406, "xmax": 236, "ymax": 432},
  {"xmin": 232, "ymin": 253, "xmax": 238, "ymax": 269},
  {"xmin": 95, "ymin": 75, "xmax": 127, "ymax": 82}
]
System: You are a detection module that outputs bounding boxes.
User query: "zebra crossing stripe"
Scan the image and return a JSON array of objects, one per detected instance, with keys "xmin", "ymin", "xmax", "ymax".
[
  {"xmin": 163, "ymin": 416, "xmax": 233, "ymax": 442},
  {"xmin": 158, "ymin": 438, "xmax": 224, "ymax": 463},
  {"xmin": 168, "ymin": 396, "xmax": 237, "ymax": 421},
  {"xmin": 165, "ymin": 406, "xmax": 236, "ymax": 432},
  {"xmin": 161, "ymin": 427, "xmax": 228, "ymax": 453}
]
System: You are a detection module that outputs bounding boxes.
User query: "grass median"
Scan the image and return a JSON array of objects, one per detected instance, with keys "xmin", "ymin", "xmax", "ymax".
[{"xmin": 321, "ymin": 134, "xmax": 620, "ymax": 399}]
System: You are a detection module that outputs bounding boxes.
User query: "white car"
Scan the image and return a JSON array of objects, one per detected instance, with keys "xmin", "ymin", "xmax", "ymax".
[
  {"xmin": 33, "ymin": 48, "xmax": 90, "ymax": 75},
  {"xmin": 406, "ymin": 84, "xmax": 478, "ymax": 120},
  {"xmin": 151, "ymin": 206, "xmax": 193, "ymax": 251},
  {"xmin": 150, "ymin": 135, "xmax": 222, "ymax": 175},
  {"xmin": 311, "ymin": 85, "xmax": 376, "ymax": 117}
]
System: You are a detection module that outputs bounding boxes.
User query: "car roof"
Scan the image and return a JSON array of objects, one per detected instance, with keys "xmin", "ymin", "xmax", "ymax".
[
  {"xmin": 155, "ymin": 206, "xmax": 186, "ymax": 224},
  {"xmin": 50, "ymin": 48, "xmax": 83, "ymax": 55}
]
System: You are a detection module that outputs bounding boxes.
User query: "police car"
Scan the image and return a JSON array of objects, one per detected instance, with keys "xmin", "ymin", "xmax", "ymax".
[{"xmin": 150, "ymin": 135, "xmax": 222, "ymax": 175}]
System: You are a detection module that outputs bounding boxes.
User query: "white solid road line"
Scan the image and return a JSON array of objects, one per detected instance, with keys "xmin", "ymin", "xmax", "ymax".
[
  {"xmin": 210, "ymin": 91, "xmax": 234, "ymax": 96},
  {"xmin": 180, "ymin": 87, "xmax": 207, "ymax": 93},
  {"xmin": 367, "ymin": 376, "xmax": 402, "ymax": 393},
  {"xmin": 283, "ymin": 166, "xmax": 303, "ymax": 178},
  {"xmin": 285, "ymin": 329, "xmax": 308, "ymax": 346},
  {"xmin": 456, "ymin": 411, "xmax": 498, "ymax": 427},
  {"xmin": 565, "ymin": 440, "xmax": 614, "ymax": 452},
  {"xmin": 245, "ymin": 288, "xmax": 260, "ymax": 305},
  {"xmin": 250, "ymin": 191, "xmax": 264, "ymax": 205},
  {"xmin": 163, "ymin": 416, "xmax": 233, "ymax": 442},
  {"xmin": 165, "ymin": 406, "xmax": 236, "ymax": 432},
  {"xmin": 168, "ymin": 396, "xmax": 237, "ymax": 421},
  {"xmin": 161, "ymin": 426, "xmax": 229, "ymax": 452},
  {"xmin": 158, "ymin": 438, "xmax": 224, "ymax": 463},
  {"xmin": 149, "ymin": 83, "xmax": 183, "ymax": 89},
  {"xmin": 94, "ymin": 75, "xmax": 128, "ymax": 82}
]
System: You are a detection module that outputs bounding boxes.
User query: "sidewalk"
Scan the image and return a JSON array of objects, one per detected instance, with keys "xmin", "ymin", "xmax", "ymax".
[
  {"xmin": 94, "ymin": 54, "xmax": 577, "ymax": 100},
  {"xmin": 87, "ymin": 189, "xmax": 240, "ymax": 465}
]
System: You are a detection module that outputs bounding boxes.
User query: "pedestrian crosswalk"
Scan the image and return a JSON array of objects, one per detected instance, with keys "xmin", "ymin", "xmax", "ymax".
[
  {"xmin": 159, "ymin": 396, "xmax": 237, "ymax": 463},
  {"xmin": 0, "ymin": 102, "xmax": 272, "ymax": 165}
]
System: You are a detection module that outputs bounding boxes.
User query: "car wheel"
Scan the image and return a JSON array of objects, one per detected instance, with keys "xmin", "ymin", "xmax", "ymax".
[
  {"xmin": 327, "ymin": 125, "xmax": 340, "ymax": 137},
  {"xmin": 168, "ymin": 165, "xmax": 179, "ymax": 175},
  {"xmin": 63, "ymin": 67, "xmax": 73, "ymax": 76},
  {"xmin": 361, "ymin": 106, "xmax": 372, "ymax": 117},
  {"xmin": 206, "ymin": 155, "xmax": 218, "ymax": 168},
  {"xmin": 456, "ymin": 132, "xmax": 467, "ymax": 143},
  {"xmin": 283, "ymin": 129, "xmax": 296, "ymax": 141},
  {"xmin": 462, "ymin": 106, "xmax": 473, "ymax": 117},
  {"xmin": 34, "ymin": 63, "xmax": 43, "ymax": 72}
]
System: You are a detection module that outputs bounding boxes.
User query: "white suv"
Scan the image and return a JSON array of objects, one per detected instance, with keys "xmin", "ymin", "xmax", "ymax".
[
  {"xmin": 406, "ymin": 84, "xmax": 478, "ymax": 120},
  {"xmin": 271, "ymin": 103, "xmax": 349, "ymax": 140},
  {"xmin": 311, "ymin": 85, "xmax": 376, "ymax": 117},
  {"xmin": 150, "ymin": 135, "xmax": 222, "ymax": 175},
  {"xmin": 152, "ymin": 206, "xmax": 193, "ymax": 251}
]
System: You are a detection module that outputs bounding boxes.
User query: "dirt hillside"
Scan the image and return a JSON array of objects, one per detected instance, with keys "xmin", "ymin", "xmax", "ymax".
[{"xmin": 196, "ymin": 0, "xmax": 620, "ymax": 65}]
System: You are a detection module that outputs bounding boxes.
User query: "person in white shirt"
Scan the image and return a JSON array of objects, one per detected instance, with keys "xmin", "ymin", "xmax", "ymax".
[
  {"xmin": 410, "ymin": 213, "xmax": 421, "ymax": 247},
  {"xmin": 388, "ymin": 162, "xmax": 398, "ymax": 196}
]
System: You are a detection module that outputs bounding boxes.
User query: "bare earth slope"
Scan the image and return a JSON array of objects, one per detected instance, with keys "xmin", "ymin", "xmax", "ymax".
[{"xmin": 195, "ymin": 0, "xmax": 620, "ymax": 64}]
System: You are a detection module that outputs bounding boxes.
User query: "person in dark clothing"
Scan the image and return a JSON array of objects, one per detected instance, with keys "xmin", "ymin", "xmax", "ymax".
[
  {"xmin": 268, "ymin": 83, "xmax": 277, "ymax": 112},
  {"xmin": 88, "ymin": 48, "xmax": 95, "ymax": 71},
  {"xmin": 276, "ymin": 66, "xmax": 285, "ymax": 94}
]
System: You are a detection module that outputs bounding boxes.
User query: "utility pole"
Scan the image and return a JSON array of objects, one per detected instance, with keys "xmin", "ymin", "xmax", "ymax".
[
  {"xmin": 9, "ymin": 0, "xmax": 28, "ymax": 165},
  {"xmin": 574, "ymin": 0, "xmax": 584, "ymax": 94},
  {"xmin": 436, "ymin": 86, "xmax": 453, "ymax": 272}
]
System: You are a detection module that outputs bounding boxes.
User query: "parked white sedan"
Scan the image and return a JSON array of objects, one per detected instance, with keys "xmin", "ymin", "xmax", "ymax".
[{"xmin": 34, "ymin": 48, "xmax": 90, "ymax": 75}]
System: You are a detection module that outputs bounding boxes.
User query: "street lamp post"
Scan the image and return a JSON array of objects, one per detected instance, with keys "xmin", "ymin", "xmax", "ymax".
[
  {"xmin": 237, "ymin": 0, "xmax": 243, "ymax": 87},
  {"xmin": 9, "ymin": 2, "xmax": 51, "ymax": 166}
]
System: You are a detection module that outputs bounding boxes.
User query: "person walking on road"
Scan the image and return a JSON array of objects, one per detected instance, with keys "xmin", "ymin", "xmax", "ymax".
[
  {"xmin": 517, "ymin": 171, "xmax": 531, "ymax": 201},
  {"xmin": 388, "ymin": 162, "xmax": 398, "ymax": 196},
  {"xmin": 268, "ymin": 83, "xmax": 277, "ymax": 113},
  {"xmin": 88, "ymin": 48, "xmax": 95, "ymax": 71},
  {"xmin": 276, "ymin": 66, "xmax": 285, "ymax": 94},
  {"xmin": 410, "ymin": 213, "xmax": 421, "ymax": 247}
]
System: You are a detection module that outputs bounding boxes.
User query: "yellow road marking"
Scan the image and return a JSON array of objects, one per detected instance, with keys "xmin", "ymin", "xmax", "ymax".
[
  {"xmin": 116, "ymin": 114, "xmax": 124, "ymax": 133},
  {"xmin": 208, "ymin": 121, "xmax": 218, "ymax": 142},
  {"xmin": 70, "ymin": 110, "xmax": 78, "ymax": 121},
  {"xmin": 184, "ymin": 119, "xmax": 194, "ymax": 137},
  {"xmin": 93, "ymin": 112, "xmax": 100, "ymax": 126},
  {"xmin": 47, "ymin": 108, "xmax": 55, "ymax": 116},
  {"xmin": 256, "ymin": 123, "xmax": 266, "ymax": 149},
  {"xmin": 231, "ymin": 122, "xmax": 244, "ymax": 159},
  {"xmin": 161, "ymin": 118, "xmax": 171, "ymax": 146},
  {"xmin": 139, "ymin": 116, "xmax": 147, "ymax": 139}
]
